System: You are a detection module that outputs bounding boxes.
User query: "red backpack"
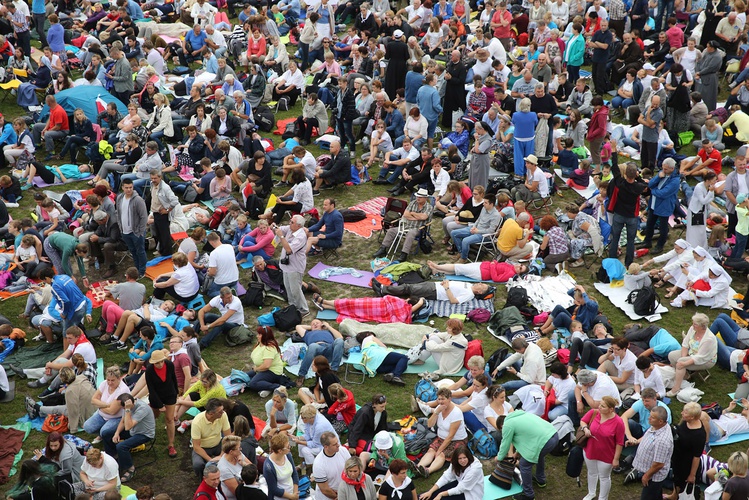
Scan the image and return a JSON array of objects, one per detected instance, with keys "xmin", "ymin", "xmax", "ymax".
[
  {"xmin": 464, "ymin": 339, "xmax": 484, "ymax": 368},
  {"xmin": 208, "ymin": 206, "xmax": 229, "ymax": 230}
]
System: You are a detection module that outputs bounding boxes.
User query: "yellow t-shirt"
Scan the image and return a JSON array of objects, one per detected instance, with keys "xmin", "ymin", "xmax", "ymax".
[
  {"xmin": 498, "ymin": 218, "xmax": 523, "ymax": 253},
  {"xmin": 191, "ymin": 411, "xmax": 230, "ymax": 449},
  {"xmin": 251, "ymin": 344, "xmax": 284, "ymax": 376}
]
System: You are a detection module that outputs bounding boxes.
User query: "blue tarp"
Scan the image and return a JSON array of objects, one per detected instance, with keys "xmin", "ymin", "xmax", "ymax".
[{"xmin": 40, "ymin": 87, "xmax": 127, "ymax": 122}]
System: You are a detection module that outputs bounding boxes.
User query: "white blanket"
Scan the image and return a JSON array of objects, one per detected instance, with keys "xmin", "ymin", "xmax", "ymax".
[
  {"xmin": 554, "ymin": 170, "xmax": 598, "ymax": 200},
  {"xmin": 594, "ymin": 283, "xmax": 668, "ymax": 322},
  {"xmin": 505, "ymin": 273, "xmax": 576, "ymax": 312}
]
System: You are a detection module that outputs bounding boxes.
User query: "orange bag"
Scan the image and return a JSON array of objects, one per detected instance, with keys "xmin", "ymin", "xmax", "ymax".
[{"xmin": 42, "ymin": 414, "xmax": 69, "ymax": 433}]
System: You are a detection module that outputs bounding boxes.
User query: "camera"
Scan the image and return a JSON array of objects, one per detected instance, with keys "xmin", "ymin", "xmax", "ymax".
[{"xmin": 280, "ymin": 256, "xmax": 290, "ymax": 265}]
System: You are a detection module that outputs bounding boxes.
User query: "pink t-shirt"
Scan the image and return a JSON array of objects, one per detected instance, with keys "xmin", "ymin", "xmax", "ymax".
[{"xmin": 581, "ymin": 410, "xmax": 625, "ymax": 463}]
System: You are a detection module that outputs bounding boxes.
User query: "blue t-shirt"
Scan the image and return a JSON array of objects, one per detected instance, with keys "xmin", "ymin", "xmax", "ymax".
[
  {"xmin": 304, "ymin": 330, "xmax": 334, "ymax": 345},
  {"xmin": 631, "ymin": 399, "xmax": 671, "ymax": 431},
  {"xmin": 185, "ymin": 30, "xmax": 208, "ymax": 52},
  {"xmin": 198, "ymin": 171, "xmax": 215, "ymax": 201},
  {"xmin": 31, "ymin": 0, "xmax": 45, "ymax": 15},
  {"xmin": 650, "ymin": 328, "xmax": 681, "ymax": 358}
]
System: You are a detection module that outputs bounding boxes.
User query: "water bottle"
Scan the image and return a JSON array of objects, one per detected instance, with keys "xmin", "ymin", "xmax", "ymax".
[
  {"xmin": 372, "ymin": 218, "xmax": 376, "ymax": 226},
  {"xmin": 551, "ymin": 330, "xmax": 559, "ymax": 349}
]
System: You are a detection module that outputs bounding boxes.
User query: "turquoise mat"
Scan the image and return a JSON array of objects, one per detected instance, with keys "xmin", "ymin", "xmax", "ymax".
[
  {"xmin": 482, "ymin": 476, "xmax": 523, "ymax": 499},
  {"xmin": 345, "ymin": 350, "xmax": 464, "ymax": 376},
  {"xmin": 96, "ymin": 359, "xmax": 104, "ymax": 386},
  {"xmin": 316, "ymin": 310, "xmax": 338, "ymax": 320}
]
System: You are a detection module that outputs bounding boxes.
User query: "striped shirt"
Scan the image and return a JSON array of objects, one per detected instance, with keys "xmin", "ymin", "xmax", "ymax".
[
  {"xmin": 632, "ymin": 424, "xmax": 674, "ymax": 482},
  {"xmin": 10, "ymin": 10, "xmax": 28, "ymax": 33}
]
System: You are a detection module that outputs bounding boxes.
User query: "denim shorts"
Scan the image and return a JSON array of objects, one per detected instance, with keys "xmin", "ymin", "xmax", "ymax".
[{"xmin": 709, "ymin": 419, "xmax": 724, "ymax": 442}]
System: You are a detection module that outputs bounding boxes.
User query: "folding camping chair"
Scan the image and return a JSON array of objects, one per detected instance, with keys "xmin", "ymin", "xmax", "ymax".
[
  {"xmin": 376, "ymin": 197, "xmax": 409, "ymax": 243},
  {"xmin": 385, "ymin": 195, "xmax": 434, "ymax": 259},
  {"xmin": 0, "ymin": 68, "xmax": 27, "ymax": 103},
  {"xmin": 470, "ymin": 218, "xmax": 505, "ymax": 262}
]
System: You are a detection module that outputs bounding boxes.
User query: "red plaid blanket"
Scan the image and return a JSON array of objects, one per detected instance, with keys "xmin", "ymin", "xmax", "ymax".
[{"xmin": 334, "ymin": 295, "xmax": 412, "ymax": 324}]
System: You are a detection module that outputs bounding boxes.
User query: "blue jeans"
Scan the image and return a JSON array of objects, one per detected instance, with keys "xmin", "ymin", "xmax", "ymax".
[
  {"xmin": 62, "ymin": 307, "xmax": 86, "ymax": 337},
  {"xmin": 120, "ymin": 174, "xmax": 149, "ymax": 196},
  {"xmin": 206, "ymin": 280, "xmax": 237, "ymax": 298},
  {"xmin": 394, "ymin": 135, "xmax": 425, "ymax": 149},
  {"xmin": 149, "ymin": 131, "xmax": 166, "ymax": 151},
  {"xmin": 733, "ymin": 232, "xmax": 748, "ymax": 259},
  {"xmin": 105, "ymin": 430, "xmax": 152, "ymax": 470},
  {"xmin": 548, "ymin": 404, "xmax": 568, "ymax": 421},
  {"xmin": 463, "ymin": 411, "xmax": 485, "ymax": 433},
  {"xmin": 518, "ymin": 433, "xmax": 559, "ymax": 498},
  {"xmin": 711, "ymin": 313, "xmax": 740, "ymax": 369},
  {"xmin": 297, "ymin": 339, "xmax": 344, "ymax": 377},
  {"xmin": 122, "ymin": 232, "xmax": 147, "ymax": 276},
  {"xmin": 501, "ymin": 378, "xmax": 530, "ymax": 392},
  {"xmin": 377, "ymin": 352, "xmax": 408, "ymax": 378},
  {"xmin": 247, "ymin": 370, "xmax": 286, "ymax": 392},
  {"xmin": 83, "ymin": 412, "xmax": 121, "ymax": 438},
  {"xmin": 199, "ymin": 313, "xmax": 238, "ymax": 348},
  {"xmin": 611, "ymin": 96, "xmax": 635, "ymax": 109},
  {"xmin": 681, "ymin": 180, "xmax": 694, "ymax": 205},
  {"xmin": 451, "ymin": 227, "xmax": 484, "ymax": 259},
  {"xmin": 337, "ymin": 117, "xmax": 356, "ymax": 153},
  {"xmin": 609, "ymin": 213, "xmax": 639, "ymax": 266},
  {"xmin": 551, "ymin": 304, "xmax": 573, "ymax": 330}
]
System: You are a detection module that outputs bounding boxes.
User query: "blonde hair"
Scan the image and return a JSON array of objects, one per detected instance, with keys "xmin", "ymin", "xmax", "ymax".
[
  {"xmin": 728, "ymin": 452, "xmax": 749, "ymax": 476},
  {"xmin": 221, "ymin": 435, "xmax": 242, "ymax": 453},
  {"xmin": 86, "ymin": 448, "xmax": 102, "ymax": 464},
  {"xmin": 628, "ymin": 263, "xmax": 641, "ymax": 275},
  {"xmin": 300, "ymin": 404, "xmax": 318, "ymax": 419},
  {"xmin": 682, "ymin": 402, "xmax": 702, "ymax": 419},
  {"xmin": 105, "ymin": 366, "xmax": 122, "ymax": 379},
  {"xmin": 519, "ymin": 98, "xmax": 532, "ymax": 112}
]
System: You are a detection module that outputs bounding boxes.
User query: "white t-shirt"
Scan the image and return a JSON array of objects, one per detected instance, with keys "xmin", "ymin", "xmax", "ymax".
[
  {"xmin": 579, "ymin": 372, "xmax": 622, "ymax": 406},
  {"xmin": 81, "ymin": 452, "xmax": 121, "ymax": 490},
  {"xmin": 299, "ymin": 151, "xmax": 317, "ymax": 179},
  {"xmin": 173, "ymin": 265, "xmax": 200, "ymax": 297},
  {"xmin": 209, "ymin": 243, "xmax": 239, "ymax": 286},
  {"xmin": 219, "ymin": 454, "xmax": 246, "ymax": 500},
  {"xmin": 97, "ymin": 380, "xmax": 129, "ymax": 420},
  {"xmin": 613, "ymin": 349, "xmax": 638, "ymax": 385},
  {"xmin": 405, "ymin": 4, "xmax": 424, "ymax": 20},
  {"xmin": 466, "ymin": 387, "xmax": 490, "ymax": 428},
  {"xmin": 208, "ymin": 295, "xmax": 245, "ymax": 326},
  {"xmin": 484, "ymin": 402, "xmax": 513, "ymax": 430},
  {"xmin": 437, "ymin": 405, "xmax": 468, "ymax": 440},
  {"xmin": 0, "ymin": 365, "xmax": 8, "ymax": 392},
  {"xmin": 634, "ymin": 367, "xmax": 666, "ymax": 398},
  {"xmin": 528, "ymin": 167, "xmax": 549, "ymax": 198},
  {"xmin": 549, "ymin": 375, "xmax": 576, "ymax": 410},
  {"xmin": 434, "ymin": 281, "xmax": 475, "ymax": 303},
  {"xmin": 312, "ymin": 448, "xmax": 351, "ymax": 500},
  {"xmin": 68, "ymin": 340, "xmax": 97, "ymax": 365},
  {"xmin": 717, "ymin": 413, "xmax": 749, "ymax": 437}
]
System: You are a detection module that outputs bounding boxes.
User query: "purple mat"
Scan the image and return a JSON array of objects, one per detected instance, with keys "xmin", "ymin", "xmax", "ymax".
[
  {"xmin": 32, "ymin": 174, "xmax": 94, "ymax": 187},
  {"xmin": 308, "ymin": 262, "xmax": 374, "ymax": 288}
]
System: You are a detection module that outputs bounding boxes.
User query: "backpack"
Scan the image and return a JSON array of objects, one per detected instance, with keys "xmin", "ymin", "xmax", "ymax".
[
  {"xmin": 241, "ymin": 281, "xmax": 266, "ymax": 308},
  {"xmin": 254, "ymin": 106, "xmax": 274, "ymax": 132},
  {"xmin": 486, "ymin": 347, "xmax": 508, "ymax": 374},
  {"xmin": 702, "ymin": 402, "xmax": 723, "ymax": 420},
  {"xmin": 340, "ymin": 209, "xmax": 367, "ymax": 222},
  {"xmin": 566, "ymin": 445, "xmax": 584, "ymax": 478},
  {"xmin": 506, "ymin": 287, "xmax": 528, "ymax": 309},
  {"xmin": 298, "ymin": 476, "xmax": 311, "ymax": 498},
  {"xmin": 183, "ymin": 182, "xmax": 199, "ymax": 203},
  {"xmin": 414, "ymin": 376, "xmax": 438, "ymax": 402},
  {"xmin": 413, "ymin": 301, "xmax": 433, "ymax": 322},
  {"xmin": 467, "ymin": 308, "xmax": 491, "ymax": 324},
  {"xmin": 463, "ymin": 339, "xmax": 484, "ymax": 368},
  {"xmin": 273, "ymin": 305, "xmax": 302, "ymax": 332},
  {"xmin": 596, "ymin": 265, "xmax": 610, "ymax": 284},
  {"xmin": 468, "ymin": 428, "xmax": 498, "ymax": 459},
  {"xmin": 42, "ymin": 413, "xmax": 69, "ymax": 433},
  {"xmin": 208, "ymin": 205, "xmax": 229, "ymax": 230},
  {"xmin": 626, "ymin": 285, "xmax": 660, "ymax": 317},
  {"xmin": 225, "ymin": 325, "xmax": 256, "ymax": 347},
  {"xmin": 403, "ymin": 417, "xmax": 437, "ymax": 454}
]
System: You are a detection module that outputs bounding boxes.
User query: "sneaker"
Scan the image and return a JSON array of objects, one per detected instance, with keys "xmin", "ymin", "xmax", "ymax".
[
  {"xmin": 25, "ymin": 396, "xmax": 39, "ymax": 419},
  {"xmin": 275, "ymin": 180, "xmax": 289, "ymax": 187},
  {"xmin": 312, "ymin": 189, "xmax": 320, "ymax": 196},
  {"xmin": 9, "ymin": 364, "xmax": 26, "ymax": 379},
  {"xmin": 168, "ymin": 446, "xmax": 177, "ymax": 458},
  {"xmin": 383, "ymin": 373, "xmax": 394, "ymax": 382},
  {"xmin": 32, "ymin": 333, "xmax": 44, "ymax": 342},
  {"xmin": 512, "ymin": 495, "xmax": 535, "ymax": 500},
  {"xmin": 92, "ymin": 436, "xmax": 102, "ymax": 444},
  {"xmin": 389, "ymin": 376, "xmax": 406, "ymax": 386},
  {"xmin": 623, "ymin": 468, "xmax": 639, "ymax": 485},
  {"xmin": 532, "ymin": 477, "xmax": 547, "ymax": 488},
  {"xmin": 99, "ymin": 334, "xmax": 113, "ymax": 344},
  {"xmin": 258, "ymin": 390, "xmax": 272, "ymax": 398},
  {"xmin": 665, "ymin": 389, "xmax": 679, "ymax": 397},
  {"xmin": 27, "ymin": 380, "xmax": 44, "ymax": 388},
  {"xmin": 108, "ymin": 341, "xmax": 127, "ymax": 351},
  {"xmin": 177, "ymin": 421, "xmax": 190, "ymax": 434},
  {"xmin": 416, "ymin": 465, "xmax": 429, "ymax": 478}
]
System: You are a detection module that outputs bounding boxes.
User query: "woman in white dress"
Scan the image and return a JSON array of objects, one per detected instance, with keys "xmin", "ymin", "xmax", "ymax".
[{"xmin": 686, "ymin": 171, "xmax": 717, "ymax": 250}]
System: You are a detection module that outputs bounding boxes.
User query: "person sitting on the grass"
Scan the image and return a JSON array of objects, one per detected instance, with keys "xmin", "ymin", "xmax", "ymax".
[
  {"xmin": 174, "ymin": 369, "xmax": 227, "ymax": 427},
  {"xmin": 372, "ymin": 277, "xmax": 493, "ymax": 305},
  {"xmin": 190, "ymin": 398, "xmax": 233, "ymax": 478},
  {"xmin": 569, "ymin": 369, "xmax": 622, "ymax": 426},
  {"xmin": 71, "ymin": 448, "xmax": 121, "ymax": 499},
  {"xmin": 105, "ymin": 393, "xmax": 156, "ymax": 484},
  {"xmin": 294, "ymin": 320, "xmax": 344, "ymax": 388},
  {"xmin": 348, "ymin": 393, "xmax": 390, "ymax": 463},
  {"xmin": 669, "ymin": 262, "xmax": 733, "ymax": 309},
  {"xmin": 104, "ymin": 300, "xmax": 176, "ymax": 352},
  {"xmin": 538, "ymin": 284, "xmax": 599, "ymax": 335},
  {"xmin": 491, "ymin": 336, "xmax": 547, "ymax": 392},
  {"xmin": 27, "ymin": 366, "xmax": 96, "ymax": 437},
  {"xmin": 413, "ymin": 319, "xmax": 470, "ymax": 379},
  {"xmin": 263, "ymin": 386, "xmax": 297, "ymax": 438},
  {"xmin": 413, "ymin": 388, "xmax": 468, "ymax": 479},
  {"xmin": 125, "ymin": 326, "xmax": 164, "ymax": 381},
  {"xmin": 305, "ymin": 197, "xmax": 344, "ymax": 256},
  {"xmin": 455, "ymin": 373, "xmax": 492, "ymax": 433},
  {"xmin": 419, "ymin": 445, "xmax": 484, "ymax": 500},
  {"xmin": 152, "ymin": 252, "xmax": 200, "ymax": 304},
  {"xmin": 632, "ymin": 356, "xmax": 666, "ymax": 399},
  {"xmin": 197, "ymin": 286, "xmax": 245, "ymax": 349},
  {"xmin": 703, "ymin": 398, "xmax": 749, "ymax": 442},
  {"xmin": 312, "ymin": 293, "xmax": 428, "ymax": 325},
  {"xmin": 426, "ymin": 259, "xmax": 528, "ymax": 283},
  {"xmin": 496, "ymin": 212, "xmax": 534, "ymax": 261},
  {"xmin": 596, "ymin": 337, "xmax": 638, "ymax": 393},
  {"xmin": 621, "ymin": 387, "xmax": 672, "ymax": 448},
  {"xmin": 33, "ymin": 431, "xmax": 85, "ymax": 482},
  {"xmin": 290, "ymin": 403, "xmax": 339, "ymax": 466},
  {"xmin": 0, "ymin": 175, "xmax": 21, "ymax": 203},
  {"xmin": 543, "ymin": 361, "xmax": 578, "ymax": 421}
]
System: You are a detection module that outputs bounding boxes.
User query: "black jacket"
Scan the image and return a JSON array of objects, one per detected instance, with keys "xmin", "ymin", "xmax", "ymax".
[
  {"xmin": 338, "ymin": 87, "xmax": 358, "ymax": 121},
  {"xmin": 348, "ymin": 403, "xmax": 389, "ymax": 448},
  {"xmin": 93, "ymin": 217, "xmax": 123, "ymax": 245},
  {"xmin": 606, "ymin": 149, "xmax": 647, "ymax": 218},
  {"xmin": 210, "ymin": 114, "xmax": 242, "ymax": 138},
  {"xmin": 321, "ymin": 150, "xmax": 351, "ymax": 185}
]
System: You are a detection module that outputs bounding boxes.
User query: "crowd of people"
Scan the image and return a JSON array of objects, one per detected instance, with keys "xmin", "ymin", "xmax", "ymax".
[{"xmin": 3, "ymin": 0, "xmax": 749, "ymax": 499}]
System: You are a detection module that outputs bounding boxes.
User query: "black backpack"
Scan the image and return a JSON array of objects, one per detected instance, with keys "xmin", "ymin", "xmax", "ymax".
[
  {"xmin": 273, "ymin": 305, "xmax": 302, "ymax": 332},
  {"xmin": 566, "ymin": 446, "xmax": 584, "ymax": 479},
  {"xmin": 255, "ymin": 106, "xmax": 274, "ymax": 133},
  {"xmin": 241, "ymin": 281, "xmax": 266, "ymax": 308},
  {"xmin": 626, "ymin": 285, "xmax": 660, "ymax": 317},
  {"xmin": 505, "ymin": 287, "xmax": 528, "ymax": 309},
  {"xmin": 340, "ymin": 209, "xmax": 367, "ymax": 222},
  {"xmin": 596, "ymin": 265, "xmax": 610, "ymax": 283}
]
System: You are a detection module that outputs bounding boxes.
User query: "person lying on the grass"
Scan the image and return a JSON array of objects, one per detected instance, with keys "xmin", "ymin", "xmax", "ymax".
[
  {"xmin": 312, "ymin": 293, "xmax": 427, "ymax": 324},
  {"xmin": 427, "ymin": 259, "xmax": 528, "ymax": 283},
  {"xmin": 371, "ymin": 278, "xmax": 494, "ymax": 305},
  {"xmin": 704, "ymin": 399, "xmax": 749, "ymax": 441},
  {"xmin": 21, "ymin": 162, "xmax": 93, "ymax": 189}
]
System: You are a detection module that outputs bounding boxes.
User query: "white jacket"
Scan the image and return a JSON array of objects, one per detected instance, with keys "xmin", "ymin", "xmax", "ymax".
[
  {"xmin": 425, "ymin": 332, "xmax": 468, "ymax": 375},
  {"xmin": 498, "ymin": 342, "xmax": 547, "ymax": 385},
  {"xmin": 434, "ymin": 459, "xmax": 484, "ymax": 500}
]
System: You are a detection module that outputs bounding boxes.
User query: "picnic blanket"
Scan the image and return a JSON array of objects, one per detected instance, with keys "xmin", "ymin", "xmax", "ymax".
[
  {"xmin": 344, "ymin": 197, "xmax": 387, "ymax": 238},
  {"xmin": 85, "ymin": 280, "xmax": 118, "ymax": 309},
  {"xmin": 308, "ymin": 262, "xmax": 374, "ymax": 288},
  {"xmin": 345, "ymin": 349, "xmax": 464, "ymax": 376},
  {"xmin": 0, "ymin": 426, "xmax": 27, "ymax": 484},
  {"xmin": 339, "ymin": 318, "xmax": 436, "ymax": 348},
  {"xmin": 32, "ymin": 173, "xmax": 95, "ymax": 188},
  {"xmin": 505, "ymin": 273, "xmax": 577, "ymax": 312},
  {"xmin": 593, "ymin": 282, "xmax": 668, "ymax": 322},
  {"xmin": 0, "ymin": 290, "xmax": 31, "ymax": 301},
  {"xmin": 554, "ymin": 170, "xmax": 598, "ymax": 200},
  {"xmin": 272, "ymin": 117, "xmax": 333, "ymax": 136},
  {"xmin": 1, "ymin": 342, "xmax": 60, "ymax": 371},
  {"xmin": 145, "ymin": 257, "xmax": 174, "ymax": 281},
  {"xmin": 427, "ymin": 298, "xmax": 495, "ymax": 317}
]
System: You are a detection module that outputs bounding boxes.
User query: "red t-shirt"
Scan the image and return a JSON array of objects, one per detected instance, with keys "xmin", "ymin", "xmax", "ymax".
[
  {"xmin": 698, "ymin": 148, "xmax": 722, "ymax": 175},
  {"xmin": 172, "ymin": 352, "xmax": 192, "ymax": 391},
  {"xmin": 492, "ymin": 9, "xmax": 513, "ymax": 39},
  {"xmin": 328, "ymin": 388, "xmax": 357, "ymax": 424},
  {"xmin": 48, "ymin": 105, "xmax": 70, "ymax": 132}
]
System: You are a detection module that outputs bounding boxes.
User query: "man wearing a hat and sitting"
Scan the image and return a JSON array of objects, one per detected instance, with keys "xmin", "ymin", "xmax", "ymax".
[
  {"xmin": 511, "ymin": 154, "xmax": 549, "ymax": 204},
  {"xmin": 372, "ymin": 188, "xmax": 433, "ymax": 261}
]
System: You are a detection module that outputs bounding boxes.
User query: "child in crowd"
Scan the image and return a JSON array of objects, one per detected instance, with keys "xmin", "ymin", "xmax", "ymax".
[
  {"xmin": 593, "ymin": 163, "xmax": 612, "ymax": 188},
  {"xmin": 551, "ymin": 117, "xmax": 564, "ymax": 154},
  {"xmin": 624, "ymin": 262, "xmax": 650, "ymax": 291},
  {"xmin": 599, "ymin": 132, "xmax": 612, "ymax": 167},
  {"xmin": 14, "ymin": 234, "xmax": 39, "ymax": 277},
  {"xmin": 0, "ymin": 175, "xmax": 21, "ymax": 203},
  {"xmin": 327, "ymin": 383, "xmax": 356, "ymax": 427},
  {"xmin": 709, "ymin": 224, "xmax": 732, "ymax": 261},
  {"xmin": 733, "ymin": 194, "xmax": 749, "ymax": 260},
  {"xmin": 557, "ymin": 137, "xmax": 579, "ymax": 177},
  {"xmin": 351, "ymin": 157, "xmax": 370, "ymax": 184},
  {"xmin": 567, "ymin": 159, "xmax": 591, "ymax": 189}
]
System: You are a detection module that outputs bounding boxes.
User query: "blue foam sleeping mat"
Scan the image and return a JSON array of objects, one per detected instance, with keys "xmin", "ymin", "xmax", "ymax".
[{"xmin": 482, "ymin": 476, "xmax": 523, "ymax": 499}]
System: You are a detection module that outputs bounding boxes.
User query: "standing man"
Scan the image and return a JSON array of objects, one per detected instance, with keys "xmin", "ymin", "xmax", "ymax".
[
  {"xmin": 416, "ymin": 73, "xmax": 442, "ymax": 149},
  {"xmin": 88, "ymin": 211, "xmax": 127, "ymax": 279},
  {"xmin": 197, "ymin": 286, "xmax": 245, "ymax": 348},
  {"xmin": 294, "ymin": 320, "xmax": 344, "ymax": 387},
  {"xmin": 641, "ymin": 158, "xmax": 680, "ymax": 254},
  {"xmin": 116, "ymin": 178, "xmax": 148, "ymax": 278},
  {"xmin": 149, "ymin": 170, "xmax": 181, "ymax": 258},
  {"xmin": 607, "ymin": 140, "xmax": 648, "ymax": 267},
  {"xmin": 588, "ymin": 19, "xmax": 612, "ymax": 94},
  {"xmin": 109, "ymin": 47, "xmax": 134, "ymax": 106},
  {"xmin": 624, "ymin": 406, "xmax": 674, "ymax": 500},
  {"xmin": 312, "ymin": 432, "xmax": 351, "ymax": 500},
  {"xmin": 277, "ymin": 214, "xmax": 309, "ymax": 318},
  {"xmin": 30, "ymin": 0, "xmax": 46, "ymax": 48},
  {"xmin": 496, "ymin": 410, "xmax": 559, "ymax": 500},
  {"xmin": 6, "ymin": 3, "xmax": 30, "ymax": 64},
  {"xmin": 696, "ymin": 40, "xmax": 724, "ymax": 112},
  {"xmin": 32, "ymin": 96, "xmax": 69, "ymax": 162},
  {"xmin": 492, "ymin": 2, "xmax": 514, "ymax": 50},
  {"xmin": 335, "ymin": 77, "xmax": 358, "ymax": 155},
  {"xmin": 107, "ymin": 393, "xmax": 156, "ymax": 483},
  {"xmin": 638, "ymin": 94, "xmax": 663, "ymax": 172},
  {"xmin": 442, "ymin": 50, "xmax": 467, "ymax": 129},
  {"xmin": 205, "ymin": 232, "xmax": 239, "ymax": 296}
]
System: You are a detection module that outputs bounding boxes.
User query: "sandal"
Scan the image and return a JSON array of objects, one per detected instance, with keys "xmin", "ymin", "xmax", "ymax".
[
  {"xmin": 664, "ymin": 289, "xmax": 677, "ymax": 299},
  {"xmin": 87, "ymin": 179, "xmax": 96, "ymax": 186},
  {"xmin": 121, "ymin": 468, "xmax": 135, "ymax": 483},
  {"xmin": 312, "ymin": 293, "xmax": 324, "ymax": 311},
  {"xmin": 653, "ymin": 280, "xmax": 665, "ymax": 288}
]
